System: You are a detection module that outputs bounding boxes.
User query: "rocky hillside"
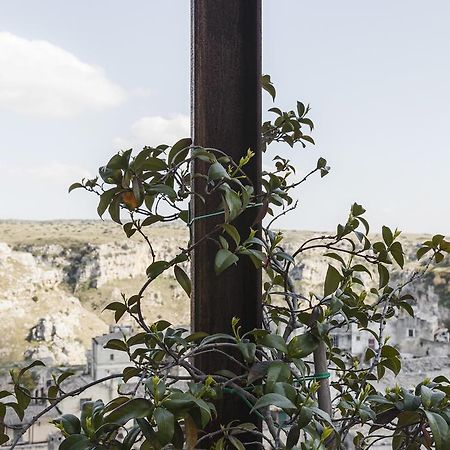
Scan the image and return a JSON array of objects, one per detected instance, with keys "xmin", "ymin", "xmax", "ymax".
[{"xmin": 0, "ymin": 221, "xmax": 448, "ymax": 366}]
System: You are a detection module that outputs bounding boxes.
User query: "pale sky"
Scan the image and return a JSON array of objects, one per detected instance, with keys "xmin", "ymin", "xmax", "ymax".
[{"xmin": 1, "ymin": 1, "xmax": 449, "ymax": 234}]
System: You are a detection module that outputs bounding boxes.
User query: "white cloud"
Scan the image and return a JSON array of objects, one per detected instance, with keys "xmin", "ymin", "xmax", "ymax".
[
  {"xmin": 0, "ymin": 32, "xmax": 126, "ymax": 118},
  {"xmin": 1, "ymin": 162, "xmax": 96, "ymax": 220},
  {"xmin": 2, "ymin": 162, "xmax": 92, "ymax": 183},
  {"xmin": 113, "ymin": 114, "xmax": 190, "ymax": 149}
]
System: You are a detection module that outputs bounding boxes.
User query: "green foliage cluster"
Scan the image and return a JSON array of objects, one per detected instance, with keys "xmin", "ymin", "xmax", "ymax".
[{"xmin": 2, "ymin": 78, "xmax": 450, "ymax": 450}]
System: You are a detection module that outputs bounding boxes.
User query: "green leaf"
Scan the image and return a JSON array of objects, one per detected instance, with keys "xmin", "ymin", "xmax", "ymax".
[
  {"xmin": 208, "ymin": 162, "xmax": 229, "ymax": 181},
  {"xmin": 6, "ymin": 402, "xmax": 24, "ymax": 421},
  {"xmin": 251, "ymin": 393, "xmax": 296, "ymax": 412},
  {"xmin": 57, "ymin": 371, "xmax": 74, "ymax": 385},
  {"xmin": 99, "ymin": 165, "xmax": 122, "ymax": 185},
  {"xmin": 103, "ymin": 302, "xmax": 126, "ymax": 313},
  {"xmin": 262, "ymin": 74, "xmax": 276, "ymax": 101},
  {"xmin": 297, "ymin": 101, "xmax": 306, "ymax": 117},
  {"xmin": 228, "ymin": 436, "xmax": 245, "ymax": 450},
  {"xmin": 147, "ymin": 184, "xmax": 177, "ymax": 200},
  {"xmin": 220, "ymin": 237, "xmax": 230, "ymax": 251},
  {"xmin": 432, "ymin": 234, "xmax": 445, "ymax": 247},
  {"xmin": 108, "ymin": 194, "xmax": 121, "ymax": 224},
  {"xmin": 132, "ymin": 177, "xmax": 144, "ymax": 205},
  {"xmin": 54, "ymin": 414, "xmax": 81, "ymax": 436},
  {"xmin": 382, "ymin": 356, "xmax": 401, "ymax": 376},
  {"xmin": 140, "ymin": 157, "xmax": 168, "ymax": 171},
  {"xmin": 351, "ymin": 203, "xmax": 366, "ymax": 217},
  {"xmin": 381, "ymin": 345, "xmax": 399, "ymax": 358},
  {"xmin": 104, "ymin": 398, "xmax": 152, "ymax": 426},
  {"xmin": 104, "ymin": 339, "xmax": 128, "ymax": 352},
  {"xmin": 261, "ymin": 334, "xmax": 288, "ymax": 353},
  {"xmin": 0, "ymin": 391, "xmax": 11, "ymax": 400},
  {"xmin": 424, "ymin": 410, "xmax": 450, "ymax": 450},
  {"xmin": 378, "ymin": 264, "xmax": 389, "ymax": 288},
  {"xmin": 48, "ymin": 385, "xmax": 59, "ymax": 402},
  {"xmin": 68, "ymin": 182, "xmax": 83, "ymax": 193},
  {"xmin": 179, "ymin": 210, "xmax": 189, "ymax": 224},
  {"xmin": 154, "ymin": 407, "xmax": 174, "ymax": 446},
  {"xmin": 146, "ymin": 261, "xmax": 170, "ymax": 279},
  {"xmin": 287, "ymin": 333, "xmax": 319, "ymax": 359},
  {"xmin": 382, "ymin": 226, "xmax": 394, "ymax": 246},
  {"xmin": 297, "ymin": 406, "xmax": 314, "ymax": 428},
  {"xmin": 222, "ymin": 224, "xmax": 241, "ymax": 246},
  {"xmin": 14, "ymin": 386, "xmax": 30, "ymax": 410},
  {"xmin": 417, "ymin": 246, "xmax": 431, "ymax": 260},
  {"xmin": 108, "ymin": 302, "xmax": 127, "ymax": 322},
  {"xmin": 324, "ymin": 252, "xmax": 345, "ymax": 265},
  {"xmin": 266, "ymin": 362, "xmax": 291, "ymax": 392},
  {"xmin": 324, "ymin": 265, "xmax": 342, "ymax": 297},
  {"xmin": 122, "ymin": 367, "xmax": 141, "ymax": 382},
  {"xmin": 301, "ymin": 135, "xmax": 315, "ymax": 145},
  {"xmin": 142, "ymin": 215, "xmax": 163, "ymax": 227},
  {"xmin": 186, "ymin": 332, "xmax": 209, "ymax": 342},
  {"xmin": 321, "ymin": 427, "xmax": 334, "ymax": 442},
  {"xmin": 214, "ymin": 249, "xmax": 238, "ymax": 275},
  {"xmin": 172, "ymin": 421, "xmax": 185, "ymax": 449},
  {"xmin": 440, "ymin": 240, "xmax": 450, "ymax": 253},
  {"xmin": 162, "ymin": 392, "xmax": 195, "ymax": 413},
  {"xmin": 247, "ymin": 361, "xmax": 270, "ymax": 385},
  {"xmin": 18, "ymin": 360, "xmax": 45, "ymax": 378},
  {"xmin": 237, "ymin": 342, "xmax": 256, "ymax": 364},
  {"xmin": 286, "ymin": 423, "xmax": 300, "ymax": 449},
  {"xmin": 108, "ymin": 149, "xmax": 132, "ymax": 169},
  {"xmin": 390, "ymin": 241, "xmax": 404, "ymax": 268},
  {"xmin": 154, "ymin": 320, "xmax": 171, "ymax": 331},
  {"xmin": 122, "ymin": 425, "xmax": 141, "ymax": 450},
  {"xmin": 174, "ymin": 265, "xmax": 191, "ymax": 297},
  {"xmin": 401, "ymin": 392, "xmax": 422, "ymax": 412},
  {"xmin": 97, "ymin": 188, "xmax": 121, "ymax": 218},
  {"xmin": 435, "ymin": 252, "xmax": 445, "ymax": 263},
  {"xmin": 351, "ymin": 264, "xmax": 372, "ymax": 277},
  {"xmin": 60, "ymin": 434, "xmax": 92, "ymax": 450},
  {"xmin": 168, "ymin": 138, "xmax": 192, "ymax": 166},
  {"xmin": 399, "ymin": 301, "xmax": 414, "ymax": 317},
  {"xmin": 123, "ymin": 222, "xmax": 136, "ymax": 238}
]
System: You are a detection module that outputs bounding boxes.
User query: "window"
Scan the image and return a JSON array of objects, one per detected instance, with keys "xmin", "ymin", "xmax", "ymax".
[
  {"xmin": 356, "ymin": 336, "xmax": 361, "ymax": 341},
  {"xmin": 407, "ymin": 329, "xmax": 415, "ymax": 338},
  {"xmin": 110, "ymin": 353, "xmax": 114, "ymax": 361},
  {"xmin": 331, "ymin": 335, "xmax": 339, "ymax": 347}
]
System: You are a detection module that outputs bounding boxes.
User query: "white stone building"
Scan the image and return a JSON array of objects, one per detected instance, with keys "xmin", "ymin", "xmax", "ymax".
[{"xmin": 2, "ymin": 326, "xmax": 134, "ymax": 449}]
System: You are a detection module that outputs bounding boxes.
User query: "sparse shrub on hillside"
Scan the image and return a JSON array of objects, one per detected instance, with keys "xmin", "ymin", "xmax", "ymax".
[{"xmin": 2, "ymin": 78, "xmax": 450, "ymax": 450}]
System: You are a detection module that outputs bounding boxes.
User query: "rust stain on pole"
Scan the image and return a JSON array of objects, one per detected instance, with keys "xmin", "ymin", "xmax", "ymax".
[{"xmin": 191, "ymin": 0, "xmax": 262, "ymax": 441}]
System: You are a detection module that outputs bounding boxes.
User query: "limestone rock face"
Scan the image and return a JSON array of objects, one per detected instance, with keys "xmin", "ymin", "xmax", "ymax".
[
  {"xmin": 283, "ymin": 232, "xmax": 450, "ymax": 323},
  {"xmin": 0, "ymin": 243, "xmax": 107, "ymax": 364},
  {"xmin": 21, "ymin": 237, "xmax": 184, "ymax": 289},
  {"xmin": 0, "ymin": 224, "xmax": 449, "ymax": 366}
]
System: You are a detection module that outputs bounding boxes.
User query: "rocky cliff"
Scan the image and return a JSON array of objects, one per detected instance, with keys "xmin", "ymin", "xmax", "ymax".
[{"xmin": 0, "ymin": 221, "xmax": 448, "ymax": 366}]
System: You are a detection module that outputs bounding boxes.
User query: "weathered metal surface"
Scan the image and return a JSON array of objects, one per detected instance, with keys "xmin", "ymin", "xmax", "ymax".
[{"xmin": 191, "ymin": 0, "xmax": 262, "ymax": 443}]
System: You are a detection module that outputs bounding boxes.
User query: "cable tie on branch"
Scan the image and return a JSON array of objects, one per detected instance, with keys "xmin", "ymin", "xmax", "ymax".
[{"xmin": 303, "ymin": 372, "xmax": 330, "ymax": 381}]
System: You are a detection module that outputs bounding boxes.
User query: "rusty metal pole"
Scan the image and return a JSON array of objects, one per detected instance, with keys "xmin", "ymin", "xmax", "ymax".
[{"xmin": 191, "ymin": 0, "xmax": 262, "ymax": 443}]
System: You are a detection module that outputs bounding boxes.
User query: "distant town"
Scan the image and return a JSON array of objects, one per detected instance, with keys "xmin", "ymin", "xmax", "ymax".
[{"xmin": 1, "ymin": 221, "xmax": 450, "ymax": 449}]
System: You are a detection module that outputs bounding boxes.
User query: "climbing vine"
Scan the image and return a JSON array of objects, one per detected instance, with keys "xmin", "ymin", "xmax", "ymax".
[{"xmin": 1, "ymin": 76, "xmax": 450, "ymax": 450}]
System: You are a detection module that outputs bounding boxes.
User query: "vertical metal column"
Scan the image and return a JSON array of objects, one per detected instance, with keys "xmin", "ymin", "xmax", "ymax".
[{"xmin": 191, "ymin": 0, "xmax": 262, "ymax": 441}]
